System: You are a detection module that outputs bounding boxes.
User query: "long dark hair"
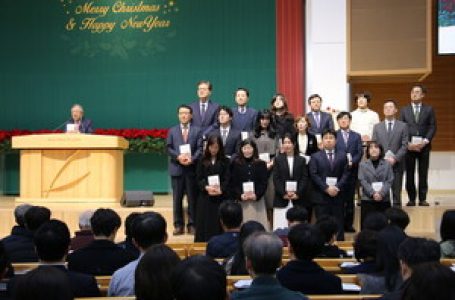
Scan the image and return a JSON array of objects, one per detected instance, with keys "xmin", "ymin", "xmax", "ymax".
[
  {"xmin": 280, "ymin": 132, "xmax": 299, "ymax": 157},
  {"xmin": 253, "ymin": 109, "xmax": 276, "ymax": 139},
  {"xmin": 234, "ymin": 138, "xmax": 259, "ymax": 164},
  {"xmin": 202, "ymin": 135, "xmax": 225, "ymax": 167}
]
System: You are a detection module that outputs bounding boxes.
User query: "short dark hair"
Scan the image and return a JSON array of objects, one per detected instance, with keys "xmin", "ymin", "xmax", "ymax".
[
  {"xmin": 24, "ymin": 206, "xmax": 51, "ymax": 231},
  {"xmin": 316, "ymin": 216, "xmax": 339, "ymax": 243},
  {"xmin": 286, "ymin": 206, "xmax": 308, "ymax": 223},
  {"xmin": 217, "ymin": 105, "xmax": 233, "ymax": 118},
  {"xmin": 336, "ymin": 111, "xmax": 352, "ymax": 120},
  {"xmin": 235, "ymin": 87, "xmax": 249, "ymax": 97},
  {"xmin": 354, "ymin": 92, "xmax": 372, "ymax": 103},
  {"xmin": 397, "ymin": 237, "xmax": 441, "ymax": 268},
  {"xmin": 244, "ymin": 232, "xmax": 283, "ymax": 274},
  {"xmin": 288, "ymin": 223, "xmax": 324, "ymax": 260},
  {"xmin": 172, "ymin": 256, "xmax": 226, "ymax": 300},
  {"xmin": 132, "ymin": 212, "xmax": 167, "ymax": 249},
  {"xmin": 384, "ymin": 99, "xmax": 398, "ymax": 108},
  {"xmin": 135, "ymin": 244, "xmax": 180, "ymax": 300},
  {"xmin": 124, "ymin": 212, "xmax": 141, "ymax": 237},
  {"xmin": 90, "ymin": 208, "xmax": 121, "ymax": 237},
  {"xmin": 177, "ymin": 104, "xmax": 192, "ymax": 114},
  {"xmin": 14, "ymin": 204, "xmax": 32, "ymax": 227},
  {"xmin": 280, "ymin": 132, "xmax": 299, "ymax": 156},
  {"xmin": 440, "ymin": 210, "xmax": 455, "ymax": 241},
  {"xmin": 197, "ymin": 80, "xmax": 212, "ymax": 91},
  {"xmin": 322, "ymin": 128, "xmax": 337, "ymax": 139},
  {"xmin": 385, "ymin": 207, "xmax": 410, "ymax": 230},
  {"xmin": 34, "ymin": 220, "xmax": 71, "ymax": 262},
  {"xmin": 362, "ymin": 212, "xmax": 388, "ymax": 231},
  {"xmin": 307, "ymin": 93, "xmax": 322, "ymax": 104},
  {"xmin": 411, "ymin": 83, "xmax": 427, "ymax": 94},
  {"xmin": 219, "ymin": 201, "xmax": 242, "ymax": 229},
  {"xmin": 366, "ymin": 141, "xmax": 385, "ymax": 160},
  {"xmin": 354, "ymin": 229, "xmax": 378, "ymax": 261}
]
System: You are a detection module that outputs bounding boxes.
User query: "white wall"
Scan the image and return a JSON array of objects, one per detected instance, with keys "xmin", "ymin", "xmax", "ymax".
[{"xmin": 305, "ymin": 0, "xmax": 349, "ymax": 112}]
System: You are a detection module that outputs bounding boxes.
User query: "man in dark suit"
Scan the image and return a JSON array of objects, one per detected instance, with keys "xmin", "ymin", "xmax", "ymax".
[
  {"xmin": 231, "ymin": 87, "xmax": 258, "ymax": 132},
  {"xmin": 373, "ymin": 99, "xmax": 409, "ymax": 207},
  {"xmin": 64, "ymin": 104, "xmax": 93, "ymax": 133},
  {"xmin": 306, "ymin": 94, "xmax": 334, "ymax": 139},
  {"xmin": 188, "ymin": 80, "xmax": 220, "ymax": 134},
  {"xmin": 399, "ymin": 84, "xmax": 437, "ymax": 206},
  {"xmin": 205, "ymin": 106, "xmax": 241, "ymax": 158},
  {"xmin": 67, "ymin": 208, "xmax": 134, "ymax": 276},
  {"xmin": 8, "ymin": 220, "xmax": 100, "ymax": 298},
  {"xmin": 335, "ymin": 112, "xmax": 363, "ymax": 233},
  {"xmin": 231, "ymin": 232, "xmax": 307, "ymax": 300},
  {"xmin": 277, "ymin": 223, "xmax": 342, "ymax": 295},
  {"xmin": 309, "ymin": 129, "xmax": 350, "ymax": 240},
  {"xmin": 166, "ymin": 105, "xmax": 202, "ymax": 235}
]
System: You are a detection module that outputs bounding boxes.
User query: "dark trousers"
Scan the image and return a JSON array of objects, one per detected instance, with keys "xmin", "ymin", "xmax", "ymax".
[
  {"xmin": 315, "ymin": 201, "xmax": 345, "ymax": 241},
  {"xmin": 171, "ymin": 173, "xmax": 197, "ymax": 228},
  {"xmin": 405, "ymin": 149, "xmax": 430, "ymax": 202},
  {"xmin": 343, "ymin": 172, "xmax": 357, "ymax": 229},
  {"xmin": 391, "ymin": 162, "xmax": 404, "ymax": 206},
  {"xmin": 360, "ymin": 200, "xmax": 391, "ymax": 229}
]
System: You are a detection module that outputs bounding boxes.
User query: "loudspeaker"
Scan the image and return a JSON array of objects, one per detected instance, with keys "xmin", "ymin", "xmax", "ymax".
[{"xmin": 122, "ymin": 191, "xmax": 154, "ymax": 207}]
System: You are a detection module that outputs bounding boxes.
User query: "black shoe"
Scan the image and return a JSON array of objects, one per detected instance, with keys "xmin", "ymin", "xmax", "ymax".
[
  {"xmin": 392, "ymin": 203, "xmax": 402, "ymax": 207},
  {"xmin": 406, "ymin": 201, "xmax": 416, "ymax": 207},
  {"xmin": 173, "ymin": 227, "xmax": 184, "ymax": 235},
  {"xmin": 187, "ymin": 225, "xmax": 195, "ymax": 235},
  {"xmin": 345, "ymin": 226, "xmax": 356, "ymax": 233},
  {"xmin": 419, "ymin": 201, "xmax": 430, "ymax": 206}
]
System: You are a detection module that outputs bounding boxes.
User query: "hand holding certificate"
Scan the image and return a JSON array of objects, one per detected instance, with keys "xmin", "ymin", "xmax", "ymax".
[{"xmin": 241, "ymin": 182, "xmax": 256, "ymax": 201}]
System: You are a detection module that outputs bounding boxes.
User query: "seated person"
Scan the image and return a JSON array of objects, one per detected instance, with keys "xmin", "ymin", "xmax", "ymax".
[
  {"xmin": 117, "ymin": 212, "xmax": 141, "ymax": 259},
  {"xmin": 316, "ymin": 216, "xmax": 349, "ymax": 258},
  {"xmin": 70, "ymin": 210, "xmax": 94, "ymax": 251},
  {"xmin": 385, "ymin": 207, "xmax": 410, "ymax": 232},
  {"xmin": 277, "ymin": 224, "xmax": 342, "ymax": 295},
  {"xmin": 439, "ymin": 209, "xmax": 455, "ymax": 258},
  {"xmin": 4, "ymin": 205, "xmax": 51, "ymax": 262},
  {"xmin": 362, "ymin": 212, "xmax": 388, "ymax": 232},
  {"xmin": 0, "ymin": 241, "xmax": 13, "ymax": 300},
  {"xmin": 206, "ymin": 201, "xmax": 242, "ymax": 258},
  {"xmin": 232, "ymin": 232, "xmax": 308, "ymax": 300},
  {"xmin": 342, "ymin": 229, "xmax": 378, "ymax": 274},
  {"xmin": 1, "ymin": 204, "xmax": 31, "ymax": 245},
  {"xmin": 64, "ymin": 104, "xmax": 93, "ymax": 133},
  {"xmin": 274, "ymin": 206, "xmax": 308, "ymax": 247},
  {"xmin": 67, "ymin": 208, "xmax": 134, "ymax": 275},
  {"xmin": 9, "ymin": 220, "xmax": 100, "ymax": 298}
]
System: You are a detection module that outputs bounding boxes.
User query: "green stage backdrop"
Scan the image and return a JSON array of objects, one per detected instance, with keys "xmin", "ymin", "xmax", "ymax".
[{"xmin": 0, "ymin": 0, "xmax": 276, "ymax": 194}]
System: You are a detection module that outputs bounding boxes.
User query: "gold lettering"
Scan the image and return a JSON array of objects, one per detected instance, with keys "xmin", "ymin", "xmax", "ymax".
[
  {"xmin": 120, "ymin": 15, "xmax": 170, "ymax": 32},
  {"xmin": 112, "ymin": 1, "xmax": 160, "ymax": 13},
  {"xmin": 75, "ymin": 2, "xmax": 110, "ymax": 17},
  {"xmin": 79, "ymin": 18, "xmax": 116, "ymax": 33}
]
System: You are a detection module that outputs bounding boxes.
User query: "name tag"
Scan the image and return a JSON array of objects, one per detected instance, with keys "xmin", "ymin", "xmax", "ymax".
[
  {"xmin": 346, "ymin": 153, "xmax": 352, "ymax": 162},
  {"xmin": 384, "ymin": 150, "xmax": 395, "ymax": 159},
  {"xmin": 411, "ymin": 136, "xmax": 423, "ymax": 144},
  {"xmin": 208, "ymin": 175, "xmax": 220, "ymax": 186},
  {"xmin": 259, "ymin": 153, "xmax": 270, "ymax": 163},
  {"xmin": 66, "ymin": 124, "xmax": 77, "ymax": 132},
  {"xmin": 326, "ymin": 177, "xmax": 338, "ymax": 186},
  {"xmin": 179, "ymin": 144, "xmax": 191, "ymax": 155},
  {"xmin": 372, "ymin": 182, "xmax": 383, "ymax": 192},
  {"xmin": 286, "ymin": 181, "xmax": 297, "ymax": 192},
  {"xmin": 241, "ymin": 131, "xmax": 249, "ymax": 141},
  {"xmin": 242, "ymin": 182, "xmax": 255, "ymax": 193}
]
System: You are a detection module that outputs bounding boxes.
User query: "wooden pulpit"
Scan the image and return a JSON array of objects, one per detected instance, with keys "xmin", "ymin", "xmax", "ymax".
[{"xmin": 12, "ymin": 134, "xmax": 129, "ymax": 203}]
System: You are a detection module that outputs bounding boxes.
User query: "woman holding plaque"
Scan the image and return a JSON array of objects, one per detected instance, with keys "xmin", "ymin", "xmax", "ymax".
[
  {"xmin": 251, "ymin": 109, "xmax": 279, "ymax": 228},
  {"xmin": 229, "ymin": 139, "xmax": 268, "ymax": 229},
  {"xmin": 195, "ymin": 135, "xmax": 231, "ymax": 242},
  {"xmin": 272, "ymin": 133, "xmax": 308, "ymax": 230},
  {"xmin": 358, "ymin": 141, "xmax": 394, "ymax": 228}
]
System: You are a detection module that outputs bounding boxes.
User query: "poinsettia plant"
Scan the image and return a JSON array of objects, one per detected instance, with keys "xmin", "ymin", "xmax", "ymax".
[{"xmin": 0, "ymin": 128, "xmax": 169, "ymax": 154}]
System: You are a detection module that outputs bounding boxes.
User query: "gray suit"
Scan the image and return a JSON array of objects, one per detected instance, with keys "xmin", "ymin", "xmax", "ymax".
[{"xmin": 372, "ymin": 120, "xmax": 408, "ymax": 205}]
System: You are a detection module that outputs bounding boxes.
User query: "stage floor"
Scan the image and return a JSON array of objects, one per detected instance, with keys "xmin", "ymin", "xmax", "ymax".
[{"xmin": 1, "ymin": 191, "xmax": 455, "ymax": 243}]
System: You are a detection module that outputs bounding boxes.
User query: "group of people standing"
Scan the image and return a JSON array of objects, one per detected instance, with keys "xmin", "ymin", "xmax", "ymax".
[{"xmin": 166, "ymin": 81, "xmax": 436, "ymax": 241}]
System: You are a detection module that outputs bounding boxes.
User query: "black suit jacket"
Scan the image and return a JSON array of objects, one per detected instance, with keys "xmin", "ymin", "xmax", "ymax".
[
  {"xmin": 273, "ymin": 154, "xmax": 309, "ymax": 208},
  {"xmin": 306, "ymin": 111, "xmax": 334, "ymax": 136},
  {"xmin": 1, "ymin": 227, "xmax": 37, "ymax": 263},
  {"xmin": 67, "ymin": 240, "xmax": 135, "ymax": 276},
  {"xmin": 229, "ymin": 159, "xmax": 268, "ymax": 201},
  {"xmin": 296, "ymin": 133, "xmax": 319, "ymax": 157},
  {"xmin": 189, "ymin": 100, "xmax": 220, "ymax": 133},
  {"xmin": 206, "ymin": 126, "xmax": 241, "ymax": 158},
  {"xmin": 399, "ymin": 103, "xmax": 437, "ymax": 150},
  {"xmin": 277, "ymin": 259, "xmax": 343, "ymax": 295}
]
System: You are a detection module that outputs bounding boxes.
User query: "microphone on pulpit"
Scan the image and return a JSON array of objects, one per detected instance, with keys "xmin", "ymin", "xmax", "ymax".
[{"xmin": 52, "ymin": 119, "xmax": 71, "ymax": 132}]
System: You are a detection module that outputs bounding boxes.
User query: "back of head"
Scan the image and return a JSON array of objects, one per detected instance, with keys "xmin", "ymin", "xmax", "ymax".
[
  {"xmin": 78, "ymin": 210, "xmax": 94, "ymax": 230},
  {"xmin": 244, "ymin": 232, "xmax": 283, "ymax": 275},
  {"xmin": 34, "ymin": 220, "xmax": 71, "ymax": 262},
  {"xmin": 135, "ymin": 244, "xmax": 180, "ymax": 300},
  {"xmin": 132, "ymin": 212, "xmax": 167, "ymax": 250},
  {"xmin": 289, "ymin": 223, "xmax": 324, "ymax": 260},
  {"xmin": 90, "ymin": 208, "xmax": 121, "ymax": 237},
  {"xmin": 239, "ymin": 221, "xmax": 266, "ymax": 248},
  {"xmin": 172, "ymin": 256, "xmax": 226, "ymax": 300},
  {"xmin": 14, "ymin": 204, "xmax": 32, "ymax": 227},
  {"xmin": 24, "ymin": 206, "xmax": 51, "ymax": 231},
  {"xmin": 286, "ymin": 206, "xmax": 308, "ymax": 225},
  {"xmin": 385, "ymin": 207, "xmax": 410, "ymax": 230},
  {"xmin": 124, "ymin": 212, "xmax": 141, "ymax": 237},
  {"xmin": 316, "ymin": 216, "xmax": 339, "ymax": 244},
  {"xmin": 402, "ymin": 262, "xmax": 455, "ymax": 300},
  {"xmin": 440, "ymin": 209, "xmax": 455, "ymax": 242},
  {"xmin": 354, "ymin": 229, "xmax": 378, "ymax": 261},
  {"xmin": 13, "ymin": 266, "xmax": 73, "ymax": 300},
  {"xmin": 219, "ymin": 201, "xmax": 242, "ymax": 230},
  {"xmin": 398, "ymin": 237, "xmax": 441, "ymax": 268},
  {"xmin": 362, "ymin": 212, "xmax": 388, "ymax": 231}
]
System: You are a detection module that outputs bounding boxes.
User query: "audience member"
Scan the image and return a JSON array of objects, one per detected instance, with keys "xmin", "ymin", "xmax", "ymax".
[
  {"xmin": 70, "ymin": 210, "xmax": 94, "ymax": 251},
  {"xmin": 274, "ymin": 206, "xmax": 308, "ymax": 247},
  {"xmin": 232, "ymin": 232, "xmax": 307, "ymax": 300},
  {"xmin": 117, "ymin": 212, "xmax": 141, "ymax": 259},
  {"xmin": 172, "ymin": 255, "xmax": 226, "ymax": 300},
  {"xmin": 385, "ymin": 207, "xmax": 410, "ymax": 231},
  {"xmin": 0, "ymin": 241, "xmax": 12, "ymax": 300},
  {"xmin": 67, "ymin": 208, "xmax": 134, "ymax": 275},
  {"xmin": 316, "ymin": 216, "xmax": 349, "ymax": 258},
  {"xmin": 109, "ymin": 212, "xmax": 167, "ymax": 296},
  {"xmin": 277, "ymin": 224, "xmax": 342, "ymax": 295},
  {"xmin": 343, "ymin": 229, "xmax": 378, "ymax": 274},
  {"xmin": 1, "ymin": 204, "xmax": 32, "ymax": 265},
  {"xmin": 135, "ymin": 244, "xmax": 180, "ymax": 300},
  {"xmin": 206, "ymin": 201, "xmax": 242, "ymax": 258},
  {"xmin": 440, "ymin": 209, "xmax": 455, "ymax": 258},
  {"xmin": 362, "ymin": 212, "xmax": 388, "ymax": 232}
]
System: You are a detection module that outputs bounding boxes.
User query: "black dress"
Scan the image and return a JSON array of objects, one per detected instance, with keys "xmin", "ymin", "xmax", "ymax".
[
  {"xmin": 195, "ymin": 157, "xmax": 231, "ymax": 242},
  {"xmin": 273, "ymin": 113, "xmax": 295, "ymax": 138}
]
